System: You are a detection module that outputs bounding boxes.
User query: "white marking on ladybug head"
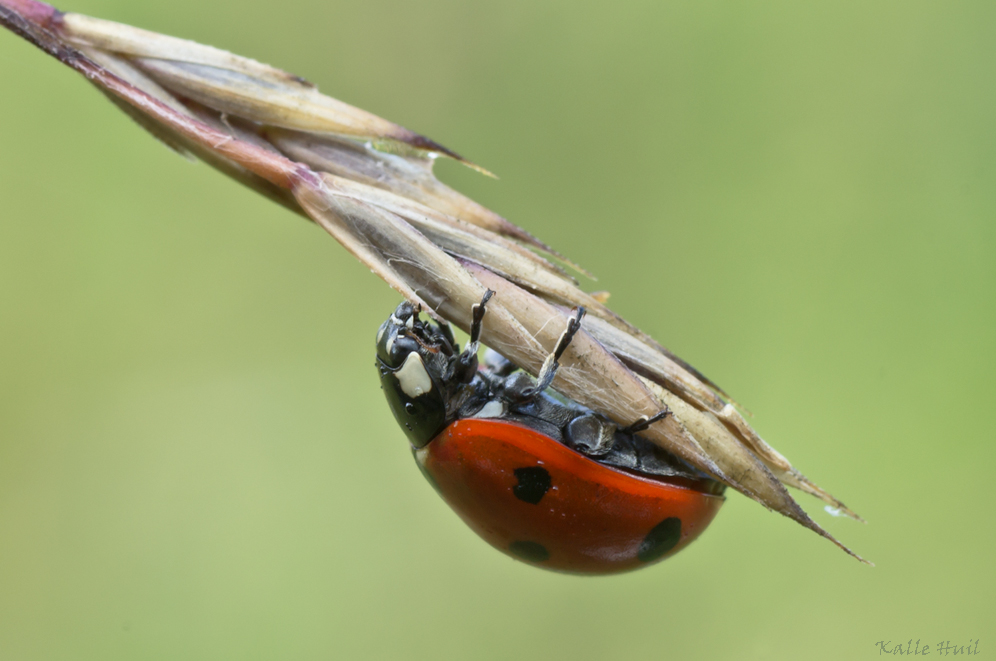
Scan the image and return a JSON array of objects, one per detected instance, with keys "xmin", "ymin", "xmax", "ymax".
[
  {"xmin": 406, "ymin": 314, "xmax": 415, "ymax": 329},
  {"xmin": 414, "ymin": 446, "xmax": 430, "ymax": 467},
  {"xmin": 376, "ymin": 323, "xmax": 387, "ymax": 345},
  {"xmin": 396, "ymin": 352, "xmax": 433, "ymax": 398},
  {"xmin": 473, "ymin": 400, "xmax": 505, "ymax": 419}
]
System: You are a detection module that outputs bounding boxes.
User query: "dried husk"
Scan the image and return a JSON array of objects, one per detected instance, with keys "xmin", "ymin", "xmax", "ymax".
[{"xmin": 0, "ymin": 0, "xmax": 868, "ymax": 562}]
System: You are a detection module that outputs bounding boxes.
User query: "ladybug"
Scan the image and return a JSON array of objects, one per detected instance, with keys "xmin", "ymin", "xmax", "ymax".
[{"xmin": 375, "ymin": 291, "xmax": 725, "ymax": 574}]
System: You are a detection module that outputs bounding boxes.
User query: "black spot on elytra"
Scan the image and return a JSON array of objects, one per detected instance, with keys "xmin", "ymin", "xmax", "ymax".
[
  {"xmin": 513, "ymin": 466, "xmax": 551, "ymax": 504},
  {"xmin": 509, "ymin": 540, "xmax": 550, "ymax": 563},
  {"xmin": 638, "ymin": 517, "xmax": 682, "ymax": 563}
]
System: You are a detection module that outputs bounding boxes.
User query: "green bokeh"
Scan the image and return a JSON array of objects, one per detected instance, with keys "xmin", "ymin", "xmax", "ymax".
[{"xmin": 1, "ymin": 1, "xmax": 993, "ymax": 659}]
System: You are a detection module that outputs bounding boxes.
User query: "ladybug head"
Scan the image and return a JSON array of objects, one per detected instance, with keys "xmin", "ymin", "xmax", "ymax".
[{"xmin": 375, "ymin": 302, "xmax": 455, "ymax": 448}]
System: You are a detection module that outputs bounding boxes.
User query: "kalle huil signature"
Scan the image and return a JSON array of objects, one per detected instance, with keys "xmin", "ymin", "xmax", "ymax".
[{"xmin": 875, "ymin": 640, "xmax": 980, "ymax": 656}]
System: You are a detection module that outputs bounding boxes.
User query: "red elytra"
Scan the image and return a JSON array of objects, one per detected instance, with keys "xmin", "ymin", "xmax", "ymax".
[{"xmin": 415, "ymin": 418, "xmax": 725, "ymax": 574}]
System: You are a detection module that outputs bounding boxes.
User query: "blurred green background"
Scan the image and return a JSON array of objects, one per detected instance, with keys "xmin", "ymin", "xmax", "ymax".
[{"xmin": 1, "ymin": 1, "xmax": 993, "ymax": 659}]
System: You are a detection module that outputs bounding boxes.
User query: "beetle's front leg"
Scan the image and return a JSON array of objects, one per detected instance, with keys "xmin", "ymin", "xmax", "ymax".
[{"xmin": 451, "ymin": 289, "xmax": 495, "ymax": 383}]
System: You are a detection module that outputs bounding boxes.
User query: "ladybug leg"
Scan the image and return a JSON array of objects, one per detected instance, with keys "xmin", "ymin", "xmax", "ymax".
[
  {"xmin": 565, "ymin": 413, "xmax": 616, "ymax": 457},
  {"xmin": 468, "ymin": 289, "xmax": 496, "ymax": 350},
  {"xmin": 436, "ymin": 320, "xmax": 458, "ymax": 356},
  {"xmin": 451, "ymin": 289, "xmax": 495, "ymax": 383},
  {"xmin": 532, "ymin": 306, "xmax": 586, "ymax": 393},
  {"xmin": 620, "ymin": 408, "xmax": 672, "ymax": 435},
  {"xmin": 507, "ymin": 306, "xmax": 587, "ymax": 402},
  {"xmin": 482, "ymin": 348, "xmax": 517, "ymax": 377}
]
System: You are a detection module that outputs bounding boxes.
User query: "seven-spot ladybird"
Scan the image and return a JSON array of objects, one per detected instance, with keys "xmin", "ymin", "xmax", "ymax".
[{"xmin": 375, "ymin": 292, "xmax": 725, "ymax": 574}]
